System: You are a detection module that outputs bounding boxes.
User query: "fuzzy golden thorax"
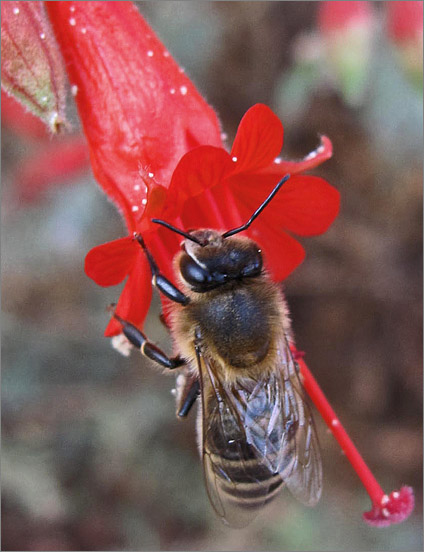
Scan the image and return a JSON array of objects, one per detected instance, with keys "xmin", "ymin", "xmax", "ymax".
[{"xmin": 169, "ymin": 231, "xmax": 292, "ymax": 383}]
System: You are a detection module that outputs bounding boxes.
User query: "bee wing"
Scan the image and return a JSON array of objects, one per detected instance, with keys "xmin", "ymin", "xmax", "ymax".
[
  {"xmin": 273, "ymin": 335, "xmax": 323, "ymax": 506},
  {"xmin": 197, "ymin": 348, "xmax": 282, "ymax": 527},
  {"xmin": 196, "ymin": 334, "xmax": 322, "ymax": 527}
]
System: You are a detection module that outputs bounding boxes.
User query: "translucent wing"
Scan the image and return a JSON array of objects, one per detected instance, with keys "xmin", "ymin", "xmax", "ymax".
[
  {"xmin": 195, "ymin": 333, "xmax": 322, "ymax": 527},
  {"xmin": 273, "ymin": 335, "xmax": 323, "ymax": 506},
  {"xmin": 197, "ymin": 348, "xmax": 282, "ymax": 527}
]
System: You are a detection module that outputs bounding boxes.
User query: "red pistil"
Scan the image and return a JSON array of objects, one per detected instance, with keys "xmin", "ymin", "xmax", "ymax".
[{"xmin": 296, "ymin": 354, "xmax": 414, "ymax": 527}]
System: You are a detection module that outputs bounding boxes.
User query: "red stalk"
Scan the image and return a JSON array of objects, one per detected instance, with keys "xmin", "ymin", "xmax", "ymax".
[{"xmin": 296, "ymin": 355, "xmax": 414, "ymax": 526}]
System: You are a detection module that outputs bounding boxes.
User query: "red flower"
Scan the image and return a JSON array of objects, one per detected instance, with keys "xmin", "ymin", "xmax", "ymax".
[
  {"xmin": 45, "ymin": 1, "xmax": 222, "ymax": 232},
  {"xmin": 85, "ymin": 103, "xmax": 338, "ymax": 336},
  {"xmin": 3, "ymin": 1, "xmax": 412, "ymax": 527}
]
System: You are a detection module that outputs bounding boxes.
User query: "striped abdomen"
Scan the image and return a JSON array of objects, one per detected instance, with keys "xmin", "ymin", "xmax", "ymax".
[{"xmin": 202, "ymin": 385, "xmax": 295, "ymax": 513}]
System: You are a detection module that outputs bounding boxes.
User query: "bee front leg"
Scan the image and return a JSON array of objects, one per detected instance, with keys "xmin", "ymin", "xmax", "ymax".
[
  {"xmin": 135, "ymin": 234, "xmax": 190, "ymax": 305},
  {"xmin": 113, "ymin": 313, "xmax": 185, "ymax": 370}
]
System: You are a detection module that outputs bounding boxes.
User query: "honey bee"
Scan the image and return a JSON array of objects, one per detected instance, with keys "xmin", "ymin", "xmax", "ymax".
[{"xmin": 112, "ymin": 175, "xmax": 322, "ymax": 527}]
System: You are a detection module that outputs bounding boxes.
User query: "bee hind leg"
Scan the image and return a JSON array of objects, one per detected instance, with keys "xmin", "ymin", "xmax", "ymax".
[
  {"xmin": 112, "ymin": 312, "xmax": 185, "ymax": 370},
  {"xmin": 177, "ymin": 379, "xmax": 200, "ymax": 418}
]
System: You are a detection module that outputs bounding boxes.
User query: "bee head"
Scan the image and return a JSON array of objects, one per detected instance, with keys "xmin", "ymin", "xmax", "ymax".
[
  {"xmin": 151, "ymin": 174, "xmax": 290, "ymax": 292},
  {"xmin": 178, "ymin": 229, "xmax": 263, "ymax": 292}
]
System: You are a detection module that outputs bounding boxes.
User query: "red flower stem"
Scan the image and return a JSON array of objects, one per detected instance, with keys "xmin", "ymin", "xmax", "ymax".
[{"xmin": 297, "ymin": 357, "xmax": 385, "ymax": 504}]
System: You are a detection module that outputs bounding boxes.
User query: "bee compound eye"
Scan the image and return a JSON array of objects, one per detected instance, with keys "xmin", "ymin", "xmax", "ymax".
[{"xmin": 180, "ymin": 255, "xmax": 212, "ymax": 287}]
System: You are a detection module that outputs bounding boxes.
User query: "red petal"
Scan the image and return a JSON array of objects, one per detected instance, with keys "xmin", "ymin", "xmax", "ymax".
[
  {"xmin": 104, "ymin": 251, "xmax": 153, "ymax": 336},
  {"xmin": 46, "ymin": 2, "xmax": 222, "ymax": 231},
  {"xmin": 233, "ymin": 174, "xmax": 340, "ymax": 237},
  {"xmin": 260, "ymin": 135, "xmax": 333, "ymax": 176},
  {"xmin": 1, "ymin": 1, "xmax": 67, "ymax": 132},
  {"xmin": 165, "ymin": 146, "xmax": 232, "ymax": 216},
  {"xmin": 147, "ymin": 228, "xmax": 180, "ymax": 284},
  {"xmin": 14, "ymin": 136, "xmax": 89, "ymax": 203},
  {"xmin": 85, "ymin": 236, "xmax": 138, "ymax": 287},
  {"xmin": 179, "ymin": 189, "xmax": 229, "ymax": 232},
  {"xmin": 248, "ymin": 221, "xmax": 306, "ymax": 281},
  {"xmin": 363, "ymin": 487, "xmax": 415, "ymax": 527},
  {"xmin": 230, "ymin": 104, "xmax": 284, "ymax": 174}
]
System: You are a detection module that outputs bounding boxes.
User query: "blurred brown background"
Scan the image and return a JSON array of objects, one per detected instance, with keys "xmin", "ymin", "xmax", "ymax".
[{"xmin": 2, "ymin": 2, "xmax": 422, "ymax": 550}]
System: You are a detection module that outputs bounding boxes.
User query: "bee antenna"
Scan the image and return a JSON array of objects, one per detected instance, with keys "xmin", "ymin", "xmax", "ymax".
[
  {"xmin": 151, "ymin": 219, "xmax": 204, "ymax": 246},
  {"xmin": 222, "ymin": 174, "xmax": 290, "ymax": 239}
]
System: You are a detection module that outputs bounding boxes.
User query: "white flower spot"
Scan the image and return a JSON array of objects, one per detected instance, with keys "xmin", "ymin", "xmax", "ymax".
[
  {"xmin": 382, "ymin": 508, "xmax": 390, "ymax": 518},
  {"xmin": 40, "ymin": 33, "xmax": 46, "ymax": 40},
  {"xmin": 69, "ymin": 17, "xmax": 76, "ymax": 26},
  {"xmin": 232, "ymin": 156, "xmax": 238, "ymax": 162},
  {"xmin": 170, "ymin": 88, "xmax": 176, "ymax": 95},
  {"xmin": 274, "ymin": 157, "xmax": 282, "ymax": 164},
  {"xmin": 163, "ymin": 51, "xmax": 170, "ymax": 58},
  {"xmin": 41, "ymin": 96, "xmax": 48, "ymax": 103},
  {"xmin": 71, "ymin": 85, "xmax": 78, "ymax": 96},
  {"xmin": 131, "ymin": 205, "xmax": 139, "ymax": 212},
  {"xmin": 331, "ymin": 419, "xmax": 339, "ymax": 427},
  {"xmin": 381, "ymin": 495, "xmax": 390, "ymax": 505},
  {"xmin": 180, "ymin": 85, "xmax": 188, "ymax": 95},
  {"xmin": 147, "ymin": 50, "xmax": 154, "ymax": 57},
  {"xmin": 70, "ymin": 6, "xmax": 75, "ymax": 12},
  {"xmin": 392, "ymin": 492, "xmax": 400, "ymax": 499},
  {"xmin": 220, "ymin": 132, "xmax": 228, "ymax": 141},
  {"xmin": 134, "ymin": 184, "xmax": 141, "ymax": 191},
  {"xmin": 305, "ymin": 151, "xmax": 317, "ymax": 161},
  {"xmin": 13, "ymin": 7, "xmax": 19, "ymax": 15},
  {"xmin": 148, "ymin": 172, "xmax": 154, "ymax": 178},
  {"xmin": 81, "ymin": 27, "xmax": 87, "ymax": 34},
  {"xmin": 179, "ymin": 67, "xmax": 185, "ymax": 73},
  {"xmin": 141, "ymin": 198, "xmax": 147, "ymax": 206}
]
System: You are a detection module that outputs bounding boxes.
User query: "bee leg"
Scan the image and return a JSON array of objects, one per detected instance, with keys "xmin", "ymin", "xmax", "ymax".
[
  {"xmin": 113, "ymin": 313, "xmax": 185, "ymax": 369},
  {"xmin": 177, "ymin": 379, "xmax": 200, "ymax": 418},
  {"xmin": 135, "ymin": 234, "xmax": 190, "ymax": 305}
]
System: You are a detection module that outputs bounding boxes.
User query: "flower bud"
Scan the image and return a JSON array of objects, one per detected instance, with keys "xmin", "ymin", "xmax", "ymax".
[
  {"xmin": 386, "ymin": 1, "xmax": 423, "ymax": 90},
  {"xmin": 1, "ymin": 1, "xmax": 68, "ymax": 133},
  {"xmin": 318, "ymin": 1, "xmax": 375, "ymax": 106}
]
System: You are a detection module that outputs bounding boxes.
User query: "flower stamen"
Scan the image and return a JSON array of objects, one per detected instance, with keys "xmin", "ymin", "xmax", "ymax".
[{"xmin": 295, "ymin": 354, "xmax": 415, "ymax": 527}]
